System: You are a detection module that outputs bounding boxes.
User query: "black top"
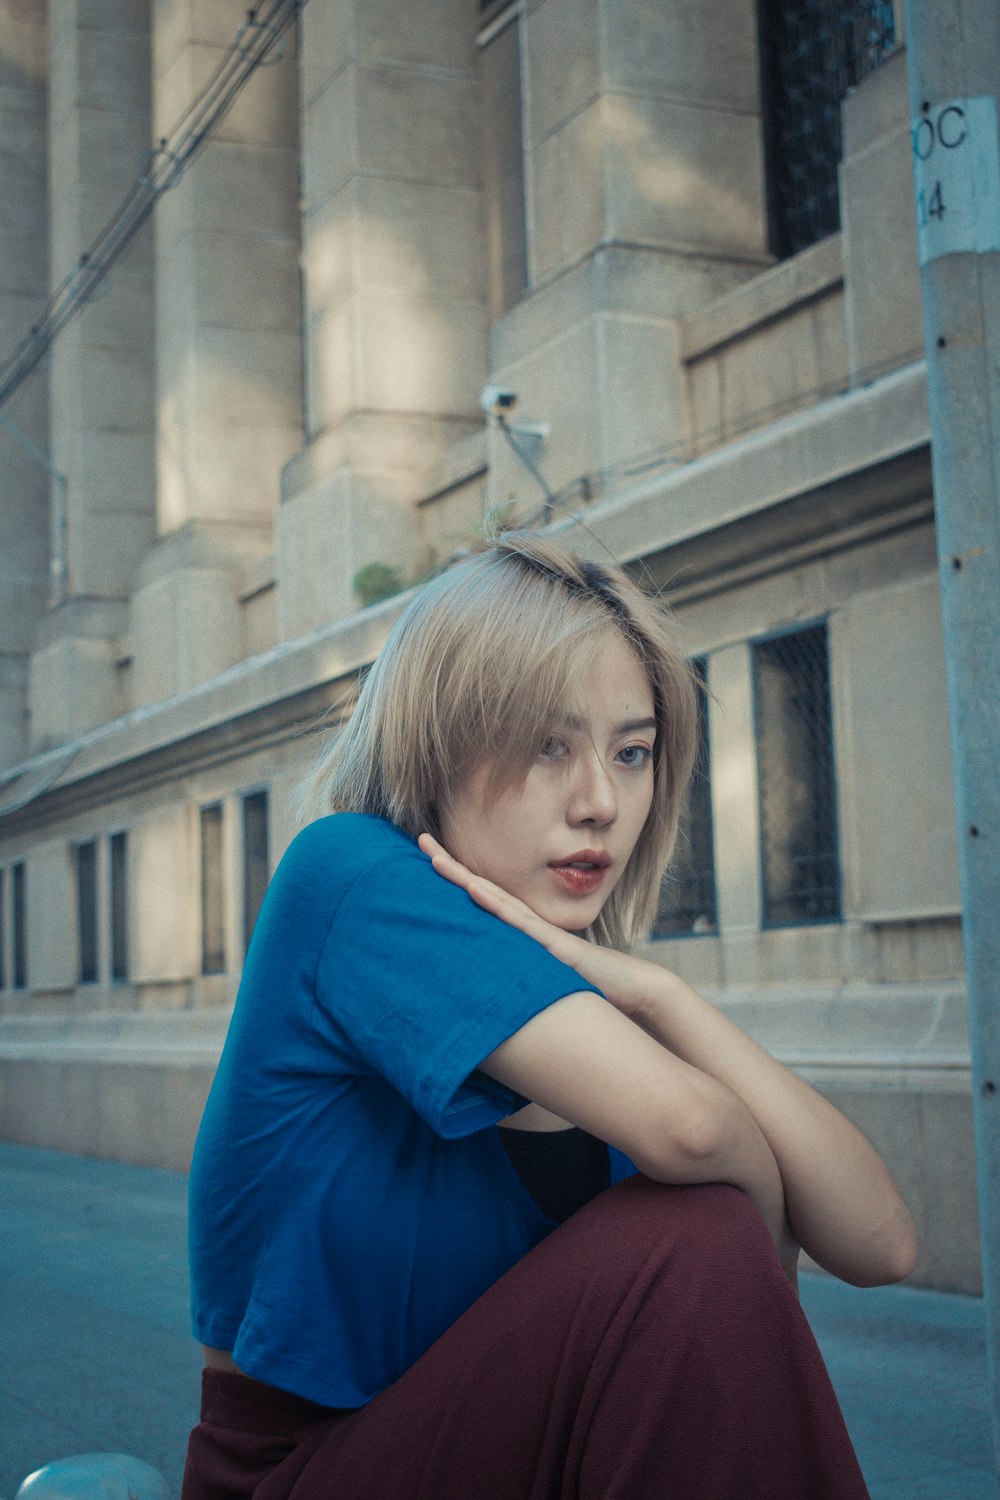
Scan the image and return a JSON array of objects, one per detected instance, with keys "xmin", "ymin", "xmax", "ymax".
[{"xmin": 498, "ymin": 1125, "xmax": 611, "ymax": 1225}]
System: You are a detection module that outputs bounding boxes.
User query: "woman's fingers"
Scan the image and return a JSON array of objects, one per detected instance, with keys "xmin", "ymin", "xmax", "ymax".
[{"xmin": 418, "ymin": 833, "xmax": 650, "ymax": 1012}]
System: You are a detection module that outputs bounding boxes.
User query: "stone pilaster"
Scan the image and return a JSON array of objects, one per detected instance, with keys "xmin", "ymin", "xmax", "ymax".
[
  {"xmin": 26, "ymin": 0, "xmax": 155, "ymax": 748},
  {"xmin": 131, "ymin": 1, "xmax": 302, "ymax": 704},
  {"xmin": 486, "ymin": 0, "xmax": 773, "ymax": 511},
  {"xmin": 277, "ymin": 0, "xmax": 488, "ymax": 638},
  {"xmin": 0, "ymin": 0, "xmax": 49, "ymax": 767}
]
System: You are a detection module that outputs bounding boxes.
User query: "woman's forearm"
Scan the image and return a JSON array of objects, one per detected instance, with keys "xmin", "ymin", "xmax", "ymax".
[
  {"xmin": 673, "ymin": 1069, "xmax": 796, "ymax": 1277},
  {"xmin": 632, "ymin": 967, "xmax": 918, "ymax": 1286}
]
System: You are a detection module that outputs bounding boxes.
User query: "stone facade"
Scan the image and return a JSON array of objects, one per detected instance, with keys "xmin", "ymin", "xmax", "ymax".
[{"xmin": 0, "ymin": 1, "xmax": 980, "ymax": 1291}]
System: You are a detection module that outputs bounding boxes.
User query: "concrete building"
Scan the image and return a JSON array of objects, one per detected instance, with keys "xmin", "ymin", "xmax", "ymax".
[{"xmin": 0, "ymin": 0, "xmax": 978, "ymax": 1291}]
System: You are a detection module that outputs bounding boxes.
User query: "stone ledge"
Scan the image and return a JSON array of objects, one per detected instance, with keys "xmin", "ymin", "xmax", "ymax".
[
  {"xmin": 554, "ymin": 359, "xmax": 929, "ymax": 578},
  {"xmin": 681, "ymin": 233, "xmax": 844, "ymax": 362}
]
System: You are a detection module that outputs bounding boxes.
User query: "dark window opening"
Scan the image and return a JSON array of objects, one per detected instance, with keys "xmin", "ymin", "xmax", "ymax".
[
  {"xmin": 655, "ymin": 661, "xmax": 718, "ymax": 937},
  {"xmin": 480, "ymin": 7, "xmax": 527, "ymax": 318},
  {"xmin": 242, "ymin": 791, "xmax": 270, "ymax": 955},
  {"xmin": 13, "ymin": 861, "xmax": 27, "ymax": 989},
  {"xmin": 76, "ymin": 841, "xmax": 99, "ymax": 984},
  {"xmin": 201, "ymin": 804, "xmax": 226, "ymax": 976},
  {"xmin": 110, "ymin": 832, "xmax": 128, "ymax": 982},
  {"xmin": 753, "ymin": 623, "xmax": 840, "ymax": 925},
  {"xmin": 758, "ymin": 0, "xmax": 896, "ymax": 256}
]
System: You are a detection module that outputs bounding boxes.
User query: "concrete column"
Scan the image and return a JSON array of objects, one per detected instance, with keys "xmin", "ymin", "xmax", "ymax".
[
  {"xmin": 26, "ymin": 843, "xmax": 76, "ymax": 994},
  {"xmin": 487, "ymin": 0, "xmax": 772, "ymax": 510},
  {"xmin": 132, "ymin": 1, "xmax": 303, "ymax": 702},
  {"xmin": 0, "ymin": 0, "xmax": 50, "ymax": 768},
  {"xmin": 277, "ymin": 0, "xmax": 488, "ymax": 638},
  {"xmin": 25, "ymin": 2, "xmax": 157, "ymax": 748},
  {"xmin": 47, "ymin": 0, "xmax": 155, "ymax": 599},
  {"xmin": 130, "ymin": 806, "xmax": 198, "ymax": 987}
]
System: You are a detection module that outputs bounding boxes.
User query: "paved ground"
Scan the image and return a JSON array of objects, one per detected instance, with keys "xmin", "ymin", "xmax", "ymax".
[{"xmin": 0, "ymin": 1142, "xmax": 994, "ymax": 1499}]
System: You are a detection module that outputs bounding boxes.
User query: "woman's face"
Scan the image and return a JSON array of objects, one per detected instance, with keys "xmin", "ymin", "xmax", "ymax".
[{"xmin": 439, "ymin": 632, "xmax": 657, "ymax": 931}]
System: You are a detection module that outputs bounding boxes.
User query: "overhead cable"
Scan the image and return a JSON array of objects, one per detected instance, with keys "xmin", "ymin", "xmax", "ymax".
[{"xmin": 0, "ymin": 1, "xmax": 303, "ymax": 414}]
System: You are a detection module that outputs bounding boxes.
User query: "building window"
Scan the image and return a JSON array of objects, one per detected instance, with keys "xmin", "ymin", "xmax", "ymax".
[
  {"xmin": 0, "ymin": 868, "xmax": 5, "ymax": 989},
  {"xmin": 110, "ymin": 832, "xmax": 128, "ymax": 982},
  {"xmin": 242, "ymin": 790, "xmax": 270, "ymax": 954},
  {"xmin": 200, "ymin": 804, "xmax": 226, "ymax": 976},
  {"xmin": 758, "ymin": 0, "xmax": 896, "ymax": 257},
  {"xmin": 12, "ymin": 861, "xmax": 27, "ymax": 989},
  {"xmin": 76, "ymin": 840, "xmax": 99, "ymax": 983},
  {"xmin": 655, "ymin": 662, "xmax": 718, "ymax": 937},
  {"xmin": 479, "ymin": 3, "xmax": 528, "ymax": 318},
  {"xmin": 753, "ymin": 622, "xmax": 840, "ymax": 925}
]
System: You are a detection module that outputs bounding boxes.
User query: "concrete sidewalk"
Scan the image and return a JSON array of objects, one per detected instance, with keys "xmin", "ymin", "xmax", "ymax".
[{"xmin": 0, "ymin": 1142, "xmax": 993, "ymax": 1499}]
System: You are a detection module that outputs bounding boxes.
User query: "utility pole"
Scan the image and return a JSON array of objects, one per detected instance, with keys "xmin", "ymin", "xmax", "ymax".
[{"xmin": 902, "ymin": 0, "xmax": 1000, "ymax": 1484}]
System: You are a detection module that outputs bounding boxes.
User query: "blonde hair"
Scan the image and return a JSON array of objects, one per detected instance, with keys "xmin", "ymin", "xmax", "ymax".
[{"xmin": 297, "ymin": 533, "xmax": 699, "ymax": 947}]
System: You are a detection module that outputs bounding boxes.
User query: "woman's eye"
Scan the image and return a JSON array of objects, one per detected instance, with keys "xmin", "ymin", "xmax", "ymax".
[
  {"xmin": 539, "ymin": 735, "xmax": 568, "ymax": 760},
  {"xmin": 617, "ymin": 743, "xmax": 652, "ymax": 769}
]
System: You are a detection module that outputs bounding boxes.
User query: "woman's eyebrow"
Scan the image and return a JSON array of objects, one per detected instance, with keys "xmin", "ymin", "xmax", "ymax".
[
  {"xmin": 563, "ymin": 715, "xmax": 658, "ymax": 736},
  {"xmin": 617, "ymin": 717, "xmax": 658, "ymax": 737}
]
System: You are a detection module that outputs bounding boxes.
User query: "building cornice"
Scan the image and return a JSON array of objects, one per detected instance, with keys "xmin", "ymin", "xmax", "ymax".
[{"xmin": 0, "ymin": 360, "xmax": 931, "ymax": 839}]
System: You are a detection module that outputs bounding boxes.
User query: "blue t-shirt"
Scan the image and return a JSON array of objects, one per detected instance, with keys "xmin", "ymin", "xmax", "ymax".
[{"xmin": 188, "ymin": 813, "xmax": 634, "ymax": 1407}]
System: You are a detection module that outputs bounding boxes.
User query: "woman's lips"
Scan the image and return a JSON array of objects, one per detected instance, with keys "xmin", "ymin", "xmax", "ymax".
[{"xmin": 548, "ymin": 855, "xmax": 611, "ymax": 895}]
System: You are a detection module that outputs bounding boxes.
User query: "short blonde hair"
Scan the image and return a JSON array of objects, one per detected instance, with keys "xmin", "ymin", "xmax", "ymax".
[{"xmin": 298, "ymin": 533, "xmax": 699, "ymax": 947}]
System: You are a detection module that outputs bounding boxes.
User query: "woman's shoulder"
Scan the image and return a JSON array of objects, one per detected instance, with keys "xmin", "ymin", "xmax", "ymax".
[{"xmin": 282, "ymin": 813, "xmax": 420, "ymax": 890}]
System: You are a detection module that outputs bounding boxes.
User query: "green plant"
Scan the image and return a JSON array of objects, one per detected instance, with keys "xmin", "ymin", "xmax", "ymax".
[{"xmin": 352, "ymin": 561, "xmax": 405, "ymax": 608}]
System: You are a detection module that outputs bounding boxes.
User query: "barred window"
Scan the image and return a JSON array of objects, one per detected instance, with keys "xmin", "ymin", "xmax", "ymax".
[
  {"xmin": 200, "ymin": 804, "xmax": 226, "ymax": 976},
  {"xmin": 13, "ymin": 861, "xmax": 27, "ymax": 989},
  {"xmin": 753, "ymin": 623, "xmax": 840, "ymax": 925},
  {"xmin": 76, "ymin": 840, "xmax": 98, "ymax": 984},
  {"xmin": 758, "ymin": 0, "xmax": 896, "ymax": 257},
  {"xmin": 110, "ymin": 831, "xmax": 128, "ymax": 982},
  {"xmin": 655, "ymin": 662, "xmax": 718, "ymax": 937},
  {"xmin": 242, "ymin": 790, "xmax": 270, "ymax": 954}
]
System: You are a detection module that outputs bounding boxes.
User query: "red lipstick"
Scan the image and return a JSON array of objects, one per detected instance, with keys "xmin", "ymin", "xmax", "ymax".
[{"xmin": 548, "ymin": 850, "xmax": 612, "ymax": 895}]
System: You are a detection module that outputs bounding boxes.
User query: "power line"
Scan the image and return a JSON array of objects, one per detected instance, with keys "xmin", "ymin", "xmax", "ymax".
[{"xmin": 0, "ymin": 1, "xmax": 304, "ymax": 414}]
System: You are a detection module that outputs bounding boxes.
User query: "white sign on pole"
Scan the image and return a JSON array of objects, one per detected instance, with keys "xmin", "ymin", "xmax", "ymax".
[{"xmin": 911, "ymin": 96, "xmax": 1000, "ymax": 265}]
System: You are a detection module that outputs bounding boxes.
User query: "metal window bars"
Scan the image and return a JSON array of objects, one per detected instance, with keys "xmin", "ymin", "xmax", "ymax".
[
  {"xmin": 758, "ymin": 0, "xmax": 897, "ymax": 257},
  {"xmin": 753, "ymin": 623, "xmax": 841, "ymax": 925}
]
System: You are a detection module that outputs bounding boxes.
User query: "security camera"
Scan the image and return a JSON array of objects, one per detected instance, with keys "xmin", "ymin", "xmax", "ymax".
[{"xmin": 480, "ymin": 385, "xmax": 518, "ymax": 416}]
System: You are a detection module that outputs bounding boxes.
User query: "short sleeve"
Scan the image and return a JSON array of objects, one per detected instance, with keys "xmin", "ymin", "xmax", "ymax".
[{"xmin": 315, "ymin": 842, "xmax": 601, "ymax": 1138}]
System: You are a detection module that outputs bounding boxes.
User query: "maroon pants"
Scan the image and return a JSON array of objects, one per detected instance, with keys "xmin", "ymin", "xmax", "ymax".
[{"xmin": 182, "ymin": 1178, "xmax": 870, "ymax": 1500}]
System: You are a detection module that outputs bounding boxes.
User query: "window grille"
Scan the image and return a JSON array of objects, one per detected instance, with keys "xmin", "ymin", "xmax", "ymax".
[
  {"xmin": 76, "ymin": 840, "xmax": 98, "ymax": 984},
  {"xmin": 758, "ymin": 0, "xmax": 896, "ymax": 257},
  {"xmin": 110, "ymin": 831, "xmax": 128, "ymax": 982},
  {"xmin": 655, "ymin": 662, "xmax": 718, "ymax": 937},
  {"xmin": 242, "ymin": 790, "xmax": 270, "ymax": 954},
  {"xmin": 13, "ymin": 861, "xmax": 26, "ymax": 989},
  {"xmin": 200, "ymin": 804, "xmax": 226, "ymax": 976},
  {"xmin": 753, "ymin": 623, "xmax": 840, "ymax": 925}
]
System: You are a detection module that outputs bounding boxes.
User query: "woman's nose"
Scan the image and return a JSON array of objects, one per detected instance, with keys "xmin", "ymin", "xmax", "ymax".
[{"xmin": 567, "ymin": 755, "xmax": 618, "ymax": 826}]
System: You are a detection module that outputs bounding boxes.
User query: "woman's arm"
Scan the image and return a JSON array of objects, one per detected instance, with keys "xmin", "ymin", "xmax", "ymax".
[
  {"xmin": 477, "ymin": 988, "xmax": 793, "ymax": 1269},
  {"xmin": 419, "ymin": 834, "xmax": 917, "ymax": 1288}
]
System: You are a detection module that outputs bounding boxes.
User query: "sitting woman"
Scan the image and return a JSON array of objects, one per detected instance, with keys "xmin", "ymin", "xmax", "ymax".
[{"xmin": 182, "ymin": 533, "xmax": 917, "ymax": 1500}]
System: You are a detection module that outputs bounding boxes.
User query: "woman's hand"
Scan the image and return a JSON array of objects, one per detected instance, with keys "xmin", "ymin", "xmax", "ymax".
[{"xmin": 417, "ymin": 832, "xmax": 652, "ymax": 1019}]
